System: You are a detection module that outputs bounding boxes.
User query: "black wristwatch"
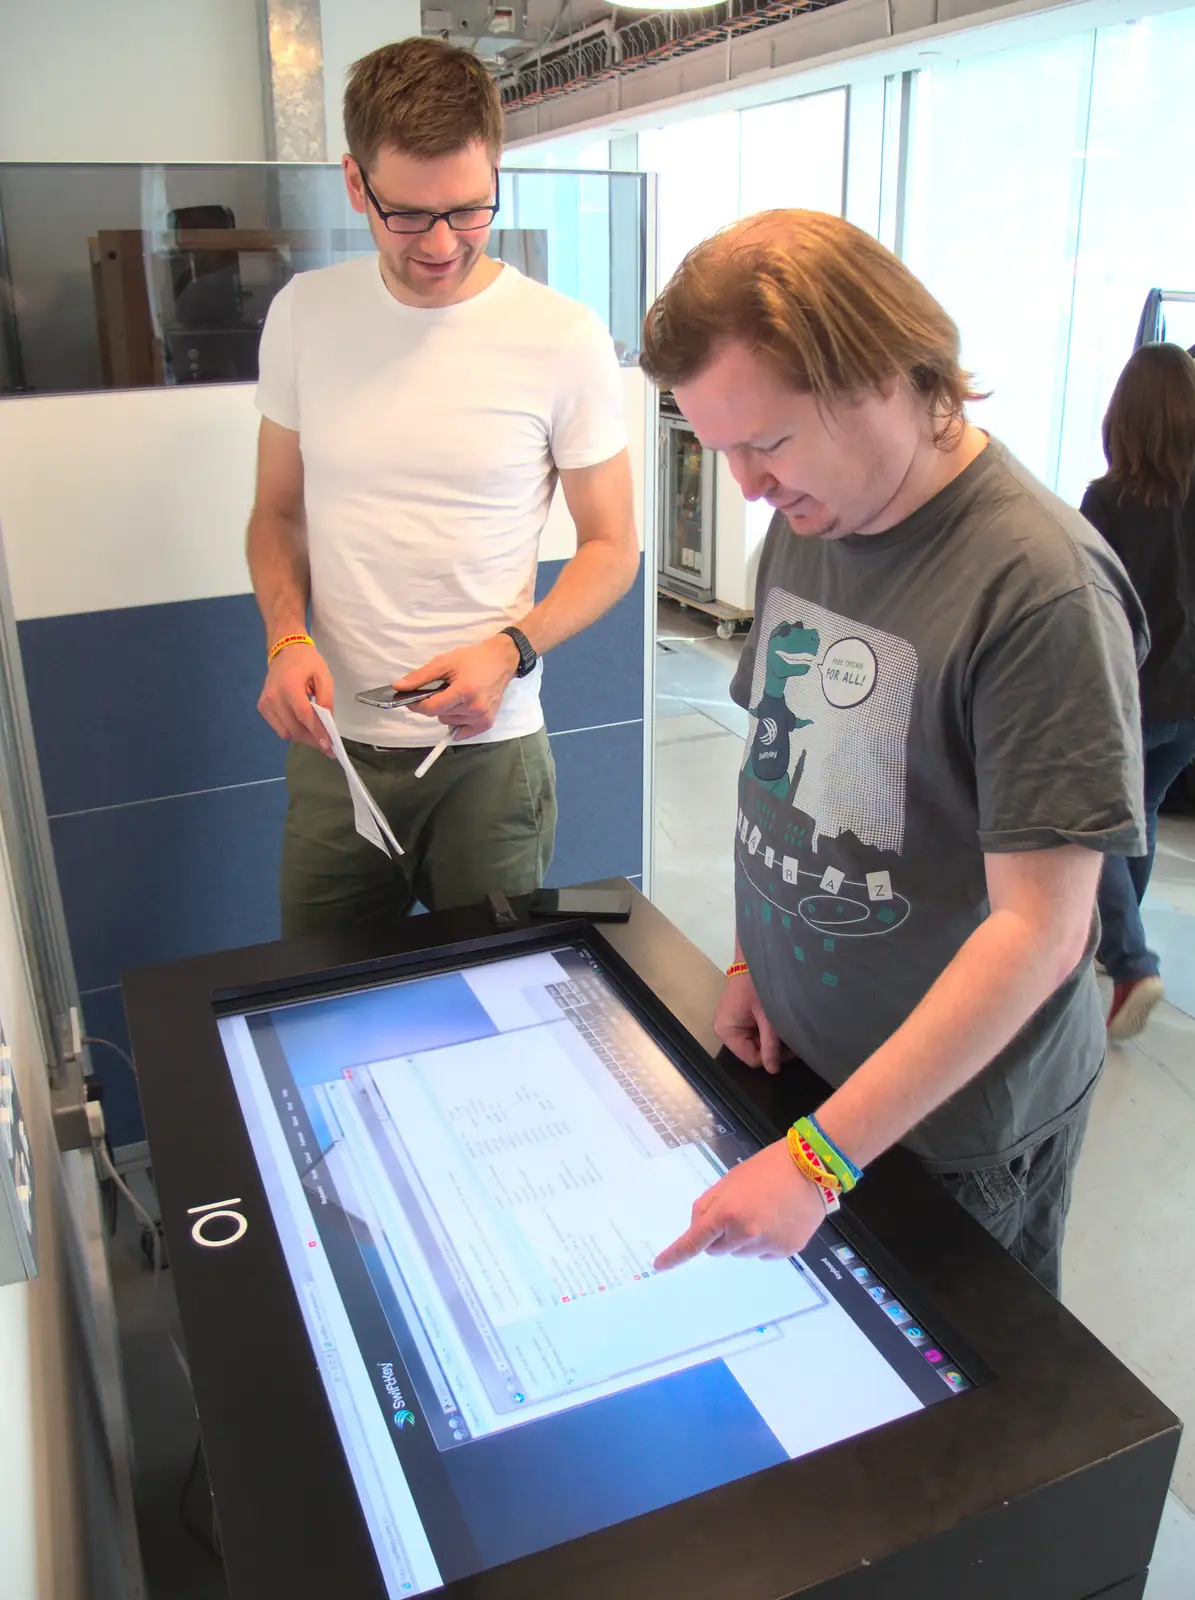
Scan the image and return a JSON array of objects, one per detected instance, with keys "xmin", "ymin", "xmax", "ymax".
[{"xmin": 501, "ymin": 625, "xmax": 539, "ymax": 679}]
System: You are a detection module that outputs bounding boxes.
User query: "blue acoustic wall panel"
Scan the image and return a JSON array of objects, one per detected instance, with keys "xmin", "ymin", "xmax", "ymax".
[
  {"xmin": 18, "ymin": 593, "xmax": 285, "ymax": 816},
  {"xmin": 537, "ymin": 561, "xmax": 645, "ymax": 735},
  {"xmin": 546, "ymin": 722, "xmax": 644, "ymax": 886},
  {"xmin": 19, "ymin": 556, "xmax": 646, "ymax": 1146}
]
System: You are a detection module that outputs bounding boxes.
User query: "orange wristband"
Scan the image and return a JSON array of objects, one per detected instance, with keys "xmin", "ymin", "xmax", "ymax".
[
  {"xmin": 267, "ymin": 632, "xmax": 314, "ymax": 665},
  {"xmin": 726, "ymin": 961, "xmax": 749, "ymax": 978}
]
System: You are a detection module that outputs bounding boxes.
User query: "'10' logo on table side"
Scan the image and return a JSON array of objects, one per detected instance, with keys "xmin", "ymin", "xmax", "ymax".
[{"xmin": 187, "ymin": 1197, "xmax": 248, "ymax": 1247}]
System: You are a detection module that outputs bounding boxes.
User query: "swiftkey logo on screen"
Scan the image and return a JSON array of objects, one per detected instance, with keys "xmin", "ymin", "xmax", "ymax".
[{"xmin": 378, "ymin": 1362, "xmax": 416, "ymax": 1430}]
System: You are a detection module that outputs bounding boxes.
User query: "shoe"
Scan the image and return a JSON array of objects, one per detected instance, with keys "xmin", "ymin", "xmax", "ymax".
[{"xmin": 1106, "ymin": 975, "xmax": 1165, "ymax": 1041}]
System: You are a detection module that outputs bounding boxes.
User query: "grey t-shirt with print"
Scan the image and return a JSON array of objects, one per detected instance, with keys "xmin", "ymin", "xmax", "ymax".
[{"xmin": 729, "ymin": 439, "xmax": 1147, "ymax": 1172}]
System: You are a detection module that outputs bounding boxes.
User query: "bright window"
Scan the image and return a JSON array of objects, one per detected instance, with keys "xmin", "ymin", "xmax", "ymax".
[
  {"xmin": 1056, "ymin": 9, "xmax": 1195, "ymax": 501},
  {"xmin": 639, "ymin": 112, "xmax": 742, "ymax": 287},
  {"xmin": 901, "ymin": 38, "xmax": 1093, "ymax": 485},
  {"xmin": 509, "ymin": 137, "xmax": 612, "ymax": 169},
  {"xmin": 739, "ymin": 89, "xmax": 847, "ymax": 217}
]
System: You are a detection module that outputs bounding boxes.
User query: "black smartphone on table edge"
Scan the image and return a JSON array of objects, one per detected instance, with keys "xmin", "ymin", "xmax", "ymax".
[{"xmin": 529, "ymin": 888, "xmax": 633, "ymax": 922}]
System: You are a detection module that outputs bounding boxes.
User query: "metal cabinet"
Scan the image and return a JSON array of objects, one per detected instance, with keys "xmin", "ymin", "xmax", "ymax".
[{"xmin": 658, "ymin": 409, "xmax": 715, "ymax": 603}]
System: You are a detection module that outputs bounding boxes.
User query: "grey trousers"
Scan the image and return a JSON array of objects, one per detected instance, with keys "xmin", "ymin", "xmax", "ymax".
[{"xmin": 930, "ymin": 1090, "xmax": 1094, "ymax": 1298}]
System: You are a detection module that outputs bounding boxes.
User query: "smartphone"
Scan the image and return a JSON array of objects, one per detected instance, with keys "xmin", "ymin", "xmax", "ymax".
[
  {"xmin": 529, "ymin": 888, "xmax": 632, "ymax": 922},
  {"xmin": 354, "ymin": 678, "xmax": 449, "ymax": 710}
]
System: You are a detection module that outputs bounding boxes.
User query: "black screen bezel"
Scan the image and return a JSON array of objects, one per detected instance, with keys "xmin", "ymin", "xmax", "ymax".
[
  {"xmin": 217, "ymin": 928, "xmax": 985, "ymax": 1453},
  {"xmin": 122, "ymin": 894, "xmax": 1179, "ymax": 1600}
]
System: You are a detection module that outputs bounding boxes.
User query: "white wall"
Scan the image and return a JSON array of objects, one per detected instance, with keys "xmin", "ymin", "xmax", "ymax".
[
  {"xmin": 0, "ymin": 366, "xmax": 652, "ymax": 623},
  {"xmin": 0, "ymin": 842, "xmax": 86, "ymax": 1598},
  {"xmin": 0, "ymin": 386, "xmax": 260, "ymax": 620},
  {"xmin": 320, "ymin": 0, "xmax": 423, "ymax": 158},
  {"xmin": 0, "ymin": 0, "xmax": 267, "ymax": 162}
]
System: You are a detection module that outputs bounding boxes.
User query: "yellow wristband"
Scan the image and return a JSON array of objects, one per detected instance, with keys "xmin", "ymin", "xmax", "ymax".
[
  {"xmin": 267, "ymin": 632, "xmax": 314, "ymax": 665},
  {"xmin": 786, "ymin": 1125, "xmax": 844, "ymax": 1193},
  {"xmin": 726, "ymin": 961, "xmax": 749, "ymax": 978},
  {"xmin": 785, "ymin": 1127, "xmax": 841, "ymax": 1214}
]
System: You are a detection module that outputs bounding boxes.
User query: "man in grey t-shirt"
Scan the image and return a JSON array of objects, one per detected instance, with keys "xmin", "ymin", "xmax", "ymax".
[{"xmin": 640, "ymin": 212, "xmax": 1146, "ymax": 1295}]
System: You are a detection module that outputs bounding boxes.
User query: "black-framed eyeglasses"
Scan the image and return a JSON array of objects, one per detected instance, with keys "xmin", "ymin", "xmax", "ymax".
[{"xmin": 358, "ymin": 166, "xmax": 501, "ymax": 235}]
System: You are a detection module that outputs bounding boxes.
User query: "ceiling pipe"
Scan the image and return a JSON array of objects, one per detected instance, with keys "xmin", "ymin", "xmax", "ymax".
[{"xmin": 495, "ymin": 0, "xmax": 831, "ymax": 110}]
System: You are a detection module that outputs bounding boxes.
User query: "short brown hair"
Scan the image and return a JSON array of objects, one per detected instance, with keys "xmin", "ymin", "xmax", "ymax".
[
  {"xmin": 344, "ymin": 38, "xmax": 504, "ymax": 171},
  {"xmin": 641, "ymin": 210, "xmax": 983, "ymax": 444},
  {"xmin": 1101, "ymin": 342, "xmax": 1195, "ymax": 508}
]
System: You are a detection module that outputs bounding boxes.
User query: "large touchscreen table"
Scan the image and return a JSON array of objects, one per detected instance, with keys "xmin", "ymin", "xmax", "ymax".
[{"xmin": 218, "ymin": 943, "xmax": 973, "ymax": 1598}]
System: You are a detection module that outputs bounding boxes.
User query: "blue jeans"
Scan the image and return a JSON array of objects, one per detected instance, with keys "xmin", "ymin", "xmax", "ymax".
[{"xmin": 1097, "ymin": 718, "xmax": 1195, "ymax": 982}]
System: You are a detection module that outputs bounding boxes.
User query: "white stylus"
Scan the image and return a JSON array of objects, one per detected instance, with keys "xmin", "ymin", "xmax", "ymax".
[{"xmin": 413, "ymin": 728, "xmax": 461, "ymax": 780}]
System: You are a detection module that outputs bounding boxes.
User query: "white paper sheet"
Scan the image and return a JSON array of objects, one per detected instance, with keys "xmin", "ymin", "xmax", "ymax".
[{"xmin": 311, "ymin": 702, "xmax": 404, "ymax": 859}]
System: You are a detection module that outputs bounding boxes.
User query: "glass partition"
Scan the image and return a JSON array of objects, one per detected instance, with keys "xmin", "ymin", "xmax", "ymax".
[
  {"xmin": 0, "ymin": 162, "xmax": 647, "ymax": 398},
  {"xmin": 502, "ymin": 168, "xmax": 645, "ymax": 363}
]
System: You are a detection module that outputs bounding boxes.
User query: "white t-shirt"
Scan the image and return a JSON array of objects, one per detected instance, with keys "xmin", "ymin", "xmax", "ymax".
[{"xmin": 254, "ymin": 255, "xmax": 627, "ymax": 746}]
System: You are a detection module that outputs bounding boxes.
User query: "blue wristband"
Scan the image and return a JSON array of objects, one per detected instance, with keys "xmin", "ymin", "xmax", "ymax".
[{"xmin": 806, "ymin": 1112, "xmax": 864, "ymax": 1184}]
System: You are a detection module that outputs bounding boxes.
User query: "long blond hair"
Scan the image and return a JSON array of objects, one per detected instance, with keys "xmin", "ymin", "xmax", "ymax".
[{"xmin": 641, "ymin": 210, "xmax": 984, "ymax": 444}]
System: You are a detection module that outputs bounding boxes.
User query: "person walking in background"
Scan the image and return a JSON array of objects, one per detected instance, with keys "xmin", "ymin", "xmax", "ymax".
[{"xmin": 1081, "ymin": 343, "xmax": 1195, "ymax": 1039}]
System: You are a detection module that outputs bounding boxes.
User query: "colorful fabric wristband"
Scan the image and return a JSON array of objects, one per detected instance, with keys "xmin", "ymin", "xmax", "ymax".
[
  {"xmin": 806, "ymin": 1113, "xmax": 864, "ymax": 1185},
  {"xmin": 785, "ymin": 1126, "xmax": 840, "ymax": 1214},
  {"xmin": 267, "ymin": 632, "xmax": 314, "ymax": 665},
  {"xmin": 726, "ymin": 961, "xmax": 749, "ymax": 978},
  {"xmin": 793, "ymin": 1114, "xmax": 864, "ymax": 1194}
]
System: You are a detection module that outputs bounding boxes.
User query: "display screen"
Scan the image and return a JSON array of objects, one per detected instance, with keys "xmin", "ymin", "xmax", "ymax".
[{"xmin": 218, "ymin": 944, "xmax": 972, "ymax": 1597}]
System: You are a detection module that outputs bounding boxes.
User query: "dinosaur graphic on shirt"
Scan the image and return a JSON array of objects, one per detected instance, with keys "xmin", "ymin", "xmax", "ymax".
[
  {"xmin": 737, "ymin": 591, "xmax": 919, "ymax": 957},
  {"xmin": 748, "ymin": 621, "xmax": 820, "ymax": 798}
]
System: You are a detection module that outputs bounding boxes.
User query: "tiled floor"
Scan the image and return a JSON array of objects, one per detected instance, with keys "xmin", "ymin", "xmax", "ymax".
[{"xmin": 651, "ymin": 597, "xmax": 1195, "ymax": 1595}]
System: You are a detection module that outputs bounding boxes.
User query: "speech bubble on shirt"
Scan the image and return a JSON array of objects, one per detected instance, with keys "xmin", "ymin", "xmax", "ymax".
[{"xmin": 820, "ymin": 637, "xmax": 878, "ymax": 709}]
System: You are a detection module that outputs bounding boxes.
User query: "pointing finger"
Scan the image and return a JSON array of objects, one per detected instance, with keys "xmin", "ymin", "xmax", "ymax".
[{"xmin": 653, "ymin": 1219, "xmax": 724, "ymax": 1273}]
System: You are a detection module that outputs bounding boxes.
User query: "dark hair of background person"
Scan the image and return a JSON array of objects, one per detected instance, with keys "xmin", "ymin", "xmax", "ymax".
[
  {"xmin": 344, "ymin": 38, "xmax": 504, "ymax": 173},
  {"xmin": 1101, "ymin": 342, "xmax": 1195, "ymax": 508},
  {"xmin": 640, "ymin": 209, "xmax": 987, "ymax": 447}
]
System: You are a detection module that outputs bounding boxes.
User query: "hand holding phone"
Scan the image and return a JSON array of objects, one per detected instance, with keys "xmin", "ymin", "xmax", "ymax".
[{"xmin": 355, "ymin": 679, "xmax": 450, "ymax": 711}]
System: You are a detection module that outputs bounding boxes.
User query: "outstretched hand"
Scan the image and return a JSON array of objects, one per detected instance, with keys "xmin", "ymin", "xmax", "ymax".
[{"xmin": 653, "ymin": 1140, "xmax": 826, "ymax": 1272}]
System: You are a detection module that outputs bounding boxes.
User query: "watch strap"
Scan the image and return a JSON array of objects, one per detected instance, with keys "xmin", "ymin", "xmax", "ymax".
[{"xmin": 501, "ymin": 625, "xmax": 538, "ymax": 679}]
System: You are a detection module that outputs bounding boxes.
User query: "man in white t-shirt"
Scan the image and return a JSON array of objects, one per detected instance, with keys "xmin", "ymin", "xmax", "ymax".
[{"xmin": 248, "ymin": 38, "xmax": 638, "ymax": 939}]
